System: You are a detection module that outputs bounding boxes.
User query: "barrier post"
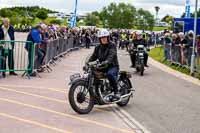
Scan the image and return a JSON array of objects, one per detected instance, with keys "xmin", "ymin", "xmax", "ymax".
[{"xmin": 0, "ymin": 40, "xmax": 34, "ymax": 78}]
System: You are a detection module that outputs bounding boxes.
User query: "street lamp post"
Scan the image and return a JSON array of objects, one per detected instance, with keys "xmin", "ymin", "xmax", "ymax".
[{"xmin": 190, "ymin": 0, "xmax": 198, "ymax": 74}]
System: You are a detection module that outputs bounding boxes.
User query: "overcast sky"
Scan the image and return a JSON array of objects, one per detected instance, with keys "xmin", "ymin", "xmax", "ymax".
[{"xmin": 0, "ymin": 0, "xmax": 199, "ymax": 18}]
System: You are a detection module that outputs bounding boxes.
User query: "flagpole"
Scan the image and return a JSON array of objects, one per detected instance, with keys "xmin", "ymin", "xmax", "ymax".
[
  {"xmin": 190, "ymin": 0, "xmax": 198, "ymax": 74},
  {"xmin": 70, "ymin": 0, "xmax": 78, "ymax": 28},
  {"xmin": 73, "ymin": 0, "xmax": 78, "ymax": 27}
]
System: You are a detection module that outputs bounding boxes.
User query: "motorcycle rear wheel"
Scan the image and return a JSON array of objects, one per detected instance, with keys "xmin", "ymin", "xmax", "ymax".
[
  {"xmin": 140, "ymin": 65, "xmax": 144, "ymax": 76},
  {"xmin": 117, "ymin": 78, "xmax": 131, "ymax": 107},
  {"xmin": 69, "ymin": 80, "xmax": 94, "ymax": 114}
]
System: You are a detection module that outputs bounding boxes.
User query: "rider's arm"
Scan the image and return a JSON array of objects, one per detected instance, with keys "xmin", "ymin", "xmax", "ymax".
[
  {"xmin": 88, "ymin": 46, "xmax": 98, "ymax": 62},
  {"xmin": 103, "ymin": 44, "xmax": 117, "ymax": 65}
]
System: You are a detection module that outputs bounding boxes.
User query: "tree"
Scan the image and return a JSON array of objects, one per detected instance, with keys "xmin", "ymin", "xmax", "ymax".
[
  {"xmin": 181, "ymin": 8, "xmax": 200, "ymax": 18},
  {"xmin": 99, "ymin": 3, "xmax": 137, "ymax": 29},
  {"xmin": 36, "ymin": 9, "xmax": 48, "ymax": 20},
  {"xmin": 0, "ymin": 8, "xmax": 12, "ymax": 18},
  {"xmin": 137, "ymin": 9, "xmax": 155, "ymax": 31},
  {"xmin": 181, "ymin": 13, "xmax": 194, "ymax": 18},
  {"xmin": 161, "ymin": 14, "xmax": 173, "ymax": 23},
  {"xmin": 50, "ymin": 19, "xmax": 62, "ymax": 25},
  {"xmin": 84, "ymin": 12, "xmax": 100, "ymax": 26}
]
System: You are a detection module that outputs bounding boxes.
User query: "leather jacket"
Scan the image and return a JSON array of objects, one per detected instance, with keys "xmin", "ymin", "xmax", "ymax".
[{"xmin": 89, "ymin": 42, "xmax": 119, "ymax": 70}]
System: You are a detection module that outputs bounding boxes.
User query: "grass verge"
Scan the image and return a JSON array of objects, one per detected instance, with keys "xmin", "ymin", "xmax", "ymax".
[{"xmin": 148, "ymin": 46, "xmax": 200, "ymax": 80}]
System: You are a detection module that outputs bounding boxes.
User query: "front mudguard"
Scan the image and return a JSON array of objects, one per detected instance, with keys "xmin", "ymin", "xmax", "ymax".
[{"xmin": 68, "ymin": 78, "xmax": 87, "ymax": 86}]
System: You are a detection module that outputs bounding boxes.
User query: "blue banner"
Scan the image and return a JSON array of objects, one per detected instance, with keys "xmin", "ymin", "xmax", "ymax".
[
  {"xmin": 70, "ymin": 0, "xmax": 78, "ymax": 28},
  {"xmin": 185, "ymin": 0, "xmax": 191, "ymax": 18}
]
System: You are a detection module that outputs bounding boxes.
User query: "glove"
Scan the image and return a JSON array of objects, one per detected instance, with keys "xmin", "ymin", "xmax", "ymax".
[
  {"xmin": 101, "ymin": 61, "xmax": 109, "ymax": 66},
  {"xmin": 96, "ymin": 61, "xmax": 109, "ymax": 69}
]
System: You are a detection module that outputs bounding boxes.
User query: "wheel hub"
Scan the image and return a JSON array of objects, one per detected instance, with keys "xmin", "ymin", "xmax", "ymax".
[{"xmin": 77, "ymin": 92, "xmax": 86, "ymax": 103}]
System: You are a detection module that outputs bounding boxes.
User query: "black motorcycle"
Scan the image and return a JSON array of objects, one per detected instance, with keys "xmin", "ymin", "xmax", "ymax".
[
  {"xmin": 129, "ymin": 45, "xmax": 146, "ymax": 76},
  {"xmin": 68, "ymin": 59, "xmax": 134, "ymax": 114}
]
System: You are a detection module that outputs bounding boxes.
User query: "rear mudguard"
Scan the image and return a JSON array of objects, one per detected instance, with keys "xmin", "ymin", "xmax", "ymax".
[
  {"xmin": 119, "ymin": 72, "xmax": 133, "ymax": 89},
  {"xmin": 125, "ymin": 78, "xmax": 133, "ymax": 89}
]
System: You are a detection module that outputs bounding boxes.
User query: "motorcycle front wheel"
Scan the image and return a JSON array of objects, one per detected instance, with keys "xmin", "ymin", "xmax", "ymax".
[
  {"xmin": 140, "ymin": 65, "xmax": 144, "ymax": 76},
  {"xmin": 69, "ymin": 80, "xmax": 94, "ymax": 114}
]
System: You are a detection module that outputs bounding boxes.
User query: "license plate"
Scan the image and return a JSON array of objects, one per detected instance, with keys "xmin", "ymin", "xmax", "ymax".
[{"xmin": 139, "ymin": 53, "xmax": 144, "ymax": 56}]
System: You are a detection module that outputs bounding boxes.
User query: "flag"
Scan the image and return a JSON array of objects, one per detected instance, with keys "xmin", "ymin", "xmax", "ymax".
[
  {"xmin": 185, "ymin": 0, "xmax": 191, "ymax": 18},
  {"xmin": 70, "ymin": 0, "xmax": 78, "ymax": 28}
]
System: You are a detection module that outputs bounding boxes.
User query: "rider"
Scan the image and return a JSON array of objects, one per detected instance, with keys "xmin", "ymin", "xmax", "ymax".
[
  {"xmin": 130, "ymin": 32, "xmax": 149, "ymax": 67},
  {"xmin": 88, "ymin": 29, "xmax": 120, "ymax": 99}
]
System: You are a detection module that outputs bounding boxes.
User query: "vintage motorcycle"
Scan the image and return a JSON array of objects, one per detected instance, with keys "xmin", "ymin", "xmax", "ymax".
[
  {"xmin": 129, "ymin": 44, "xmax": 146, "ymax": 76},
  {"xmin": 68, "ymin": 58, "xmax": 134, "ymax": 114}
]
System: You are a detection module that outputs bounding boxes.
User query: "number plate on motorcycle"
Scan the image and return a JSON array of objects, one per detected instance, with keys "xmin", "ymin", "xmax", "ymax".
[{"xmin": 139, "ymin": 53, "xmax": 144, "ymax": 56}]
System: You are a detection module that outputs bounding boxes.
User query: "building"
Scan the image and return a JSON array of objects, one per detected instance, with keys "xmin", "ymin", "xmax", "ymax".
[{"xmin": 48, "ymin": 12, "xmax": 86, "ymax": 20}]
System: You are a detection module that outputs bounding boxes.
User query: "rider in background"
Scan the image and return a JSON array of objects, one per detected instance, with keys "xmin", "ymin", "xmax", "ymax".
[
  {"xmin": 119, "ymin": 32, "xmax": 127, "ymax": 49},
  {"xmin": 131, "ymin": 32, "xmax": 149, "ymax": 67},
  {"xmin": 89, "ymin": 29, "xmax": 120, "ymax": 99}
]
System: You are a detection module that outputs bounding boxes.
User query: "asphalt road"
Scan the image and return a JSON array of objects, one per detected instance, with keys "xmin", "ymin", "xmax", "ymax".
[
  {"xmin": 118, "ymin": 50, "xmax": 200, "ymax": 133},
  {"xmin": 0, "ymin": 49, "xmax": 135, "ymax": 133}
]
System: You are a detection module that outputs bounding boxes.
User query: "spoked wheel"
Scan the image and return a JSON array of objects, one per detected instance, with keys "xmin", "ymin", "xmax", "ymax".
[
  {"xmin": 136, "ymin": 67, "xmax": 140, "ymax": 72},
  {"xmin": 69, "ymin": 80, "xmax": 94, "ymax": 114},
  {"xmin": 117, "ymin": 79, "xmax": 131, "ymax": 107}
]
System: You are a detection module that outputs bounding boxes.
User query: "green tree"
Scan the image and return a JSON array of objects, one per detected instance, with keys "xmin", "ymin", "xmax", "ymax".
[
  {"xmin": 84, "ymin": 12, "xmax": 100, "ymax": 26},
  {"xmin": 50, "ymin": 19, "xmax": 62, "ymax": 25},
  {"xmin": 36, "ymin": 9, "xmax": 48, "ymax": 20},
  {"xmin": 0, "ymin": 8, "xmax": 12, "ymax": 18},
  {"xmin": 10, "ymin": 16, "xmax": 18, "ymax": 25},
  {"xmin": 99, "ymin": 3, "xmax": 136, "ymax": 29},
  {"xmin": 161, "ymin": 14, "xmax": 173, "ymax": 23},
  {"xmin": 137, "ymin": 9, "xmax": 155, "ymax": 31},
  {"xmin": 181, "ymin": 8, "xmax": 200, "ymax": 18}
]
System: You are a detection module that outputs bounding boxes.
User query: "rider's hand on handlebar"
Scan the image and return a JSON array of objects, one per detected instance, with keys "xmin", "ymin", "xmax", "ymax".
[{"xmin": 97, "ymin": 61, "xmax": 109, "ymax": 69}]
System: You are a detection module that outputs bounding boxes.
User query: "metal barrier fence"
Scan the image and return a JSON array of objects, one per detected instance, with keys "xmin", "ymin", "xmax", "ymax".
[
  {"xmin": 0, "ymin": 40, "xmax": 34, "ymax": 76},
  {"xmin": 80, "ymin": 35, "xmax": 99, "ymax": 47},
  {"xmin": 0, "ymin": 34, "xmax": 98, "ymax": 78},
  {"xmin": 163, "ymin": 44, "xmax": 200, "ymax": 73},
  {"xmin": 33, "ymin": 36, "xmax": 80, "ymax": 75}
]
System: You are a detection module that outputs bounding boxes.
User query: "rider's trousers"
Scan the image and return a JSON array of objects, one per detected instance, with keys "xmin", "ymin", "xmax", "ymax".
[{"xmin": 106, "ymin": 67, "xmax": 119, "ymax": 93}]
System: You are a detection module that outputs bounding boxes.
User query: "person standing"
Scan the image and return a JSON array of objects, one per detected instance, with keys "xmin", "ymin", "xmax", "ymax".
[
  {"xmin": 85, "ymin": 30, "xmax": 91, "ymax": 49},
  {"xmin": 178, "ymin": 32, "xmax": 188, "ymax": 65},
  {"xmin": 25, "ymin": 24, "xmax": 43, "ymax": 76},
  {"xmin": 0, "ymin": 18, "xmax": 17, "ymax": 78},
  {"xmin": 164, "ymin": 33, "xmax": 172, "ymax": 61},
  {"xmin": 195, "ymin": 36, "xmax": 200, "ymax": 68},
  {"xmin": 185, "ymin": 31, "xmax": 194, "ymax": 66}
]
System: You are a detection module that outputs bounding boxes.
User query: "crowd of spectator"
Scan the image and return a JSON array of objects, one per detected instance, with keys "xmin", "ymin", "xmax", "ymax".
[
  {"xmin": 0, "ymin": 18, "xmax": 100, "ymax": 78},
  {"xmin": 159, "ymin": 31, "xmax": 200, "ymax": 68},
  {"xmin": 25, "ymin": 23, "xmax": 101, "ymax": 76}
]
